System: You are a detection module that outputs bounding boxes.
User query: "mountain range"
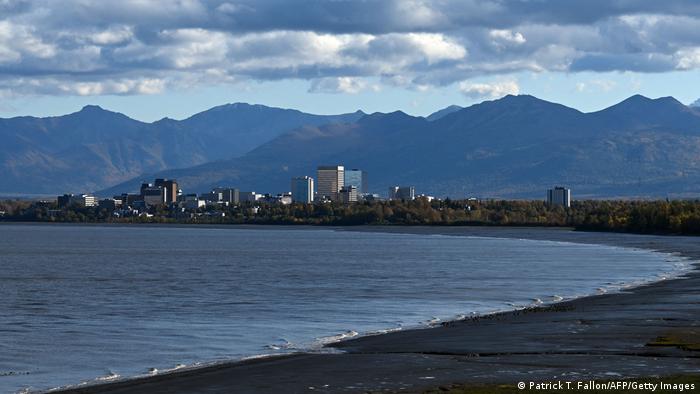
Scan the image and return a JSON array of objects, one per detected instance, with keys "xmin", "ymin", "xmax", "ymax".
[
  {"xmin": 103, "ymin": 95, "xmax": 700, "ymax": 199},
  {"xmin": 3, "ymin": 95, "xmax": 700, "ymax": 199},
  {"xmin": 0, "ymin": 104, "xmax": 363, "ymax": 195}
]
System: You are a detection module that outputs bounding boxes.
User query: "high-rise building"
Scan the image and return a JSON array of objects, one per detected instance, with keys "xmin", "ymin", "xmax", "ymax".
[
  {"xmin": 547, "ymin": 186, "xmax": 571, "ymax": 207},
  {"xmin": 344, "ymin": 169, "xmax": 367, "ymax": 195},
  {"xmin": 339, "ymin": 185, "xmax": 358, "ymax": 203},
  {"xmin": 291, "ymin": 176, "xmax": 314, "ymax": 203},
  {"xmin": 214, "ymin": 187, "xmax": 239, "ymax": 204},
  {"xmin": 388, "ymin": 186, "xmax": 415, "ymax": 200},
  {"xmin": 317, "ymin": 165, "xmax": 344, "ymax": 201},
  {"xmin": 154, "ymin": 178, "xmax": 178, "ymax": 204},
  {"xmin": 141, "ymin": 182, "xmax": 165, "ymax": 207}
]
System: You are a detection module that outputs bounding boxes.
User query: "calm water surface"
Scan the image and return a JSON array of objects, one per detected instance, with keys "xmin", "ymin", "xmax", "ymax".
[{"xmin": 0, "ymin": 224, "xmax": 691, "ymax": 393}]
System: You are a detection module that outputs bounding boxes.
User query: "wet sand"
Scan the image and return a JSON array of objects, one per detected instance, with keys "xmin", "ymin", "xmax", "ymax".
[{"xmin": 53, "ymin": 227, "xmax": 700, "ymax": 394}]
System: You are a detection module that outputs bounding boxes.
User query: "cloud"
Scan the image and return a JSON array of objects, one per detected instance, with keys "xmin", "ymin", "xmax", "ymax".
[
  {"xmin": 1, "ymin": 0, "xmax": 700, "ymax": 97},
  {"xmin": 0, "ymin": 77, "xmax": 166, "ymax": 97},
  {"xmin": 489, "ymin": 29, "xmax": 526, "ymax": 47},
  {"xmin": 575, "ymin": 79, "xmax": 617, "ymax": 93},
  {"xmin": 459, "ymin": 80, "xmax": 520, "ymax": 99},
  {"xmin": 90, "ymin": 26, "xmax": 133, "ymax": 46},
  {"xmin": 676, "ymin": 48, "xmax": 700, "ymax": 70},
  {"xmin": 308, "ymin": 77, "xmax": 379, "ymax": 94}
]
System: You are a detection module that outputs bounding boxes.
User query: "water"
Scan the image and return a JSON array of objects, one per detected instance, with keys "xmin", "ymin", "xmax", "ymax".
[{"xmin": 0, "ymin": 224, "xmax": 691, "ymax": 393}]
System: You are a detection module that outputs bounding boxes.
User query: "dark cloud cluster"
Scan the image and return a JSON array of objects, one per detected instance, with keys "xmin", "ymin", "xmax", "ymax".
[{"xmin": 1, "ymin": 0, "xmax": 699, "ymax": 97}]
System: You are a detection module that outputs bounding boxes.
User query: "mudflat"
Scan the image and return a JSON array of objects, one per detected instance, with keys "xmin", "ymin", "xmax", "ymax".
[{"xmin": 54, "ymin": 227, "xmax": 700, "ymax": 394}]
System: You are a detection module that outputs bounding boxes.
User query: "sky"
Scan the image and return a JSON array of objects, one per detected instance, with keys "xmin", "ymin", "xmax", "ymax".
[{"xmin": 1, "ymin": 0, "xmax": 700, "ymax": 122}]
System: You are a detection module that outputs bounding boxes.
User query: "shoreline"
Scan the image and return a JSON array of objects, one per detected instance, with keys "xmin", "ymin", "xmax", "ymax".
[
  {"xmin": 44, "ymin": 226, "xmax": 700, "ymax": 393},
  {"xmin": 2, "ymin": 219, "xmax": 698, "ymax": 237}
]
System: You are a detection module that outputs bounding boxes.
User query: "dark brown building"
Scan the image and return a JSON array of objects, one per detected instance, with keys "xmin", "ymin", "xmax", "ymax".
[{"xmin": 154, "ymin": 178, "xmax": 179, "ymax": 204}]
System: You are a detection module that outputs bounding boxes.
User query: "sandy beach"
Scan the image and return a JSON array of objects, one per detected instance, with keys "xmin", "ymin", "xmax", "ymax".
[{"xmin": 52, "ymin": 227, "xmax": 700, "ymax": 394}]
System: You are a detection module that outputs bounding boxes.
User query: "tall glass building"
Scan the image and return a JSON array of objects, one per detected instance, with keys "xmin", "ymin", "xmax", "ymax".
[
  {"xmin": 344, "ymin": 169, "xmax": 367, "ymax": 195},
  {"xmin": 547, "ymin": 186, "xmax": 571, "ymax": 207},
  {"xmin": 291, "ymin": 176, "xmax": 314, "ymax": 203}
]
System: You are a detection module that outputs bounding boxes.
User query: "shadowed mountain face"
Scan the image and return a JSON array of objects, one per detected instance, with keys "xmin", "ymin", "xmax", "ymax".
[
  {"xmin": 426, "ymin": 105, "xmax": 462, "ymax": 121},
  {"xmin": 0, "ymin": 104, "xmax": 363, "ymax": 194},
  {"xmin": 103, "ymin": 95, "xmax": 700, "ymax": 199}
]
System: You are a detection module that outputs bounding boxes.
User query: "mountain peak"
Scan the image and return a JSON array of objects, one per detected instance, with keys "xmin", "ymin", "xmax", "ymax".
[
  {"xmin": 624, "ymin": 94, "xmax": 651, "ymax": 102},
  {"xmin": 603, "ymin": 95, "xmax": 686, "ymax": 113},
  {"xmin": 80, "ymin": 104, "xmax": 106, "ymax": 112},
  {"xmin": 463, "ymin": 94, "xmax": 581, "ymax": 116},
  {"xmin": 71, "ymin": 104, "xmax": 131, "ymax": 120},
  {"xmin": 496, "ymin": 94, "xmax": 554, "ymax": 105},
  {"xmin": 689, "ymin": 98, "xmax": 700, "ymax": 108},
  {"xmin": 426, "ymin": 105, "xmax": 462, "ymax": 121},
  {"xmin": 360, "ymin": 110, "xmax": 412, "ymax": 122}
]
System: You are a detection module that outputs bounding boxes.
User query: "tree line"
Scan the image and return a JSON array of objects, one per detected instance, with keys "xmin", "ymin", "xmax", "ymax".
[{"xmin": 2, "ymin": 198, "xmax": 700, "ymax": 235}]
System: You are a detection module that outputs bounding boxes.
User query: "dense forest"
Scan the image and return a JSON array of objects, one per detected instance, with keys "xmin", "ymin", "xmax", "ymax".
[{"xmin": 2, "ymin": 198, "xmax": 700, "ymax": 235}]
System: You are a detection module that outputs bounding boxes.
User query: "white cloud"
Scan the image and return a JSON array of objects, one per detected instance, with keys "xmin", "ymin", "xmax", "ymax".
[
  {"xmin": 489, "ymin": 29, "xmax": 526, "ymax": 47},
  {"xmin": 58, "ymin": 78, "xmax": 165, "ymax": 96},
  {"xmin": 91, "ymin": 26, "xmax": 133, "ymax": 45},
  {"xmin": 0, "ymin": 77, "xmax": 166, "ymax": 96},
  {"xmin": 158, "ymin": 28, "xmax": 230, "ymax": 69},
  {"xmin": 392, "ymin": 0, "xmax": 445, "ymax": 27},
  {"xmin": 309, "ymin": 77, "xmax": 379, "ymax": 94},
  {"xmin": 459, "ymin": 80, "xmax": 520, "ymax": 99},
  {"xmin": 402, "ymin": 33, "xmax": 467, "ymax": 63},
  {"xmin": 0, "ymin": 20, "xmax": 56, "ymax": 63},
  {"xmin": 575, "ymin": 79, "xmax": 616, "ymax": 92},
  {"xmin": 675, "ymin": 47, "xmax": 700, "ymax": 70}
]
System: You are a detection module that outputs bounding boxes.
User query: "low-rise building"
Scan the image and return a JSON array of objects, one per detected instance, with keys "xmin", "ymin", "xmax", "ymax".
[
  {"xmin": 388, "ymin": 186, "xmax": 415, "ymax": 201},
  {"xmin": 180, "ymin": 194, "xmax": 205, "ymax": 210},
  {"xmin": 98, "ymin": 198, "xmax": 122, "ymax": 211},
  {"xmin": 200, "ymin": 191, "xmax": 223, "ymax": 203},
  {"xmin": 279, "ymin": 193, "xmax": 292, "ymax": 205},
  {"xmin": 116, "ymin": 193, "xmax": 142, "ymax": 207},
  {"xmin": 239, "ymin": 191, "xmax": 260, "ymax": 202},
  {"xmin": 339, "ymin": 185, "xmax": 358, "ymax": 203},
  {"xmin": 57, "ymin": 193, "xmax": 97, "ymax": 207},
  {"xmin": 361, "ymin": 193, "xmax": 382, "ymax": 202}
]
